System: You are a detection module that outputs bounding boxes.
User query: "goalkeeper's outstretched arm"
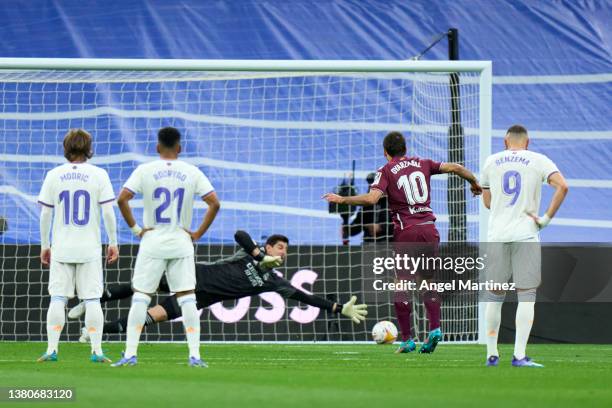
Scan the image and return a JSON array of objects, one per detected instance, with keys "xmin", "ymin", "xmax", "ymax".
[
  {"xmin": 100, "ymin": 290, "xmax": 368, "ymax": 335},
  {"xmin": 288, "ymin": 290, "xmax": 367, "ymax": 324}
]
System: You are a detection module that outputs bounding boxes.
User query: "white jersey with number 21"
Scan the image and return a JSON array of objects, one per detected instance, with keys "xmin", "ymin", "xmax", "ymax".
[
  {"xmin": 481, "ymin": 149, "xmax": 559, "ymax": 242},
  {"xmin": 123, "ymin": 159, "xmax": 214, "ymax": 259}
]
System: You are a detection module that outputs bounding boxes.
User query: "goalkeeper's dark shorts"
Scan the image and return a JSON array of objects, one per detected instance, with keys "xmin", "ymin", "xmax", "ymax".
[{"xmin": 158, "ymin": 291, "xmax": 236, "ymax": 321}]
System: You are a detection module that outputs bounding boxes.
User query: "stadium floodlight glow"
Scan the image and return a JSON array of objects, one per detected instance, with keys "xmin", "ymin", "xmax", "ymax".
[{"xmin": 0, "ymin": 58, "xmax": 491, "ymax": 344}]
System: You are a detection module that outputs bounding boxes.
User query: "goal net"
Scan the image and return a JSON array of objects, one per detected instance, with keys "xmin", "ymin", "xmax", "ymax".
[{"xmin": 0, "ymin": 59, "xmax": 491, "ymax": 343}]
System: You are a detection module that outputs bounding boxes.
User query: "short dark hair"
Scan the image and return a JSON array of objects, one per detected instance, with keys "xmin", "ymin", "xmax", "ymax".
[
  {"xmin": 265, "ymin": 234, "xmax": 289, "ymax": 247},
  {"xmin": 158, "ymin": 127, "xmax": 181, "ymax": 148},
  {"xmin": 383, "ymin": 131, "xmax": 407, "ymax": 157},
  {"xmin": 506, "ymin": 124, "xmax": 528, "ymax": 135},
  {"xmin": 63, "ymin": 129, "xmax": 93, "ymax": 161}
]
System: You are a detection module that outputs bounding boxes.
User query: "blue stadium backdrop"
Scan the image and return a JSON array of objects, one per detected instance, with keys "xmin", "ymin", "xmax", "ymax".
[{"xmin": 0, "ymin": 0, "xmax": 610, "ymax": 244}]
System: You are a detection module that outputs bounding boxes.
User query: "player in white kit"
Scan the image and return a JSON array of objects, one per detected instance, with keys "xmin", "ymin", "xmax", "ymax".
[
  {"xmin": 37, "ymin": 129, "xmax": 118, "ymax": 363},
  {"xmin": 481, "ymin": 125, "xmax": 568, "ymax": 368},
  {"xmin": 111, "ymin": 127, "xmax": 220, "ymax": 368}
]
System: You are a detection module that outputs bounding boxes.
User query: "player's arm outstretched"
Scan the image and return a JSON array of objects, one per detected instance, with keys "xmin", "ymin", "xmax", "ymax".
[
  {"xmin": 288, "ymin": 290, "xmax": 367, "ymax": 324},
  {"xmin": 439, "ymin": 162, "xmax": 483, "ymax": 196},
  {"xmin": 234, "ymin": 229, "xmax": 367, "ymax": 323},
  {"xmin": 322, "ymin": 188, "xmax": 383, "ymax": 206}
]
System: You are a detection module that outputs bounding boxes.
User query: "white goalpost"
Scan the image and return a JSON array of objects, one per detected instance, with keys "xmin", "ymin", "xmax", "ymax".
[{"xmin": 0, "ymin": 58, "xmax": 491, "ymax": 343}]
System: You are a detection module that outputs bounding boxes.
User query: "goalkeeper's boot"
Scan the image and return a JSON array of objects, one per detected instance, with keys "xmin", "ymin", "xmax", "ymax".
[
  {"xmin": 37, "ymin": 351, "xmax": 58, "ymax": 362},
  {"xmin": 78, "ymin": 327, "xmax": 90, "ymax": 344},
  {"xmin": 512, "ymin": 356, "xmax": 544, "ymax": 368},
  {"xmin": 486, "ymin": 355, "xmax": 500, "ymax": 367},
  {"xmin": 189, "ymin": 356, "xmax": 208, "ymax": 368},
  {"xmin": 68, "ymin": 302, "xmax": 86, "ymax": 320},
  {"xmin": 419, "ymin": 328, "xmax": 442, "ymax": 354},
  {"xmin": 111, "ymin": 352, "xmax": 137, "ymax": 367},
  {"xmin": 395, "ymin": 339, "xmax": 416, "ymax": 354},
  {"xmin": 90, "ymin": 352, "xmax": 112, "ymax": 363}
]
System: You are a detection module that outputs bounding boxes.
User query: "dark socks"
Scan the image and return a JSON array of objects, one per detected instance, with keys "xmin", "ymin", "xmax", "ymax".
[
  {"xmin": 394, "ymin": 291, "xmax": 413, "ymax": 342},
  {"xmin": 423, "ymin": 290, "xmax": 441, "ymax": 331}
]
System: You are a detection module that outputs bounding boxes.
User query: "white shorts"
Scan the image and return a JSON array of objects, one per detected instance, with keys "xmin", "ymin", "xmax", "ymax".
[
  {"xmin": 48, "ymin": 259, "xmax": 103, "ymax": 299},
  {"xmin": 132, "ymin": 254, "xmax": 195, "ymax": 294},
  {"xmin": 485, "ymin": 237, "xmax": 541, "ymax": 289}
]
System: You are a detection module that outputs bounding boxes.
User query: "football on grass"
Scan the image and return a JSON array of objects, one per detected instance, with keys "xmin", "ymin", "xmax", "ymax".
[{"xmin": 372, "ymin": 321, "xmax": 398, "ymax": 344}]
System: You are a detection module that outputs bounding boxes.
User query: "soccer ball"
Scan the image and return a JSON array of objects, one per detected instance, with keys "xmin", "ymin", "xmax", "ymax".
[{"xmin": 371, "ymin": 321, "xmax": 398, "ymax": 344}]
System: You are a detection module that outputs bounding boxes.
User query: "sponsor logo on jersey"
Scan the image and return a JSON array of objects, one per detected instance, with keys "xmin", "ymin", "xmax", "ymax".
[
  {"xmin": 408, "ymin": 205, "xmax": 432, "ymax": 214},
  {"xmin": 245, "ymin": 262, "xmax": 264, "ymax": 287}
]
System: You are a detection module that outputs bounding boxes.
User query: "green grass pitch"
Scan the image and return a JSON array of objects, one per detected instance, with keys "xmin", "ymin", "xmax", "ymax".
[{"xmin": 1, "ymin": 342, "xmax": 612, "ymax": 407}]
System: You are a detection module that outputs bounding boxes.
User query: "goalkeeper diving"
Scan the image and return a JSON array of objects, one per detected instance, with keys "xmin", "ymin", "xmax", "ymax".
[{"xmin": 71, "ymin": 230, "xmax": 368, "ymax": 338}]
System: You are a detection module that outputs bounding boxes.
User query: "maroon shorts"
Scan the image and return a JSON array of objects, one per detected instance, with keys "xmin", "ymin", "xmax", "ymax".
[
  {"xmin": 394, "ymin": 222, "xmax": 440, "ymax": 244},
  {"xmin": 393, "ymin": 223, "xmax": 440, "ymax": 280}
]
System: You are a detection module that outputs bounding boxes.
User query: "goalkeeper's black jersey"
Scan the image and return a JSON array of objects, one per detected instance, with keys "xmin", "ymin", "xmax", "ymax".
[{"xmin": 194, "ymin": 249, "xmax": 296, "ymax": 298}]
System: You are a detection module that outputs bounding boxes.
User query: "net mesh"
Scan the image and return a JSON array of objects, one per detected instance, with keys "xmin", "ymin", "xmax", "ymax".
[{"xmin": 0, "ymin": 69, "xmax": 483, "ymax": 342}]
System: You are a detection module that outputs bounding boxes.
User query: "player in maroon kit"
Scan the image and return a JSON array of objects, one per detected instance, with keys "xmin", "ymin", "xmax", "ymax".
[{"xmin": 323, "ymin": 131, "xmax": 482, "ymax": 353}]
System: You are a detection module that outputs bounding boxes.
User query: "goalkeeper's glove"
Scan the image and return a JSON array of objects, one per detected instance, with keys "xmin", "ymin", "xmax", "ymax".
[
  {"xmin": 341, "ymin": 296, "xmax": 368, "ymax": 324},
  {"xmin": 259, "ymin": 255, "xmax": 283, "ymax": 269}
]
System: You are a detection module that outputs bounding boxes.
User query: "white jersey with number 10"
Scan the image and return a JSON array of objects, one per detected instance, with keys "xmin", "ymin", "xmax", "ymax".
[
  {"xmin": 481, "ymin": 149, "xmax": 559, "ymax": 242},
  {"xmin": 38, "ymin": 162, "xmax": 115, "ymax": 263},
  {"xmin": 123, "ymin": 159, "xmax": 214, "ymax": 259}
]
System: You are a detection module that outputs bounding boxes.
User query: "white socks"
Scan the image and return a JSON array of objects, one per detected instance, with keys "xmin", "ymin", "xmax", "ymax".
[
  {"xmin": 514, "ymin": 301, "xmax": 535, "ymax": 360},
  {"xmin": 485, "ymin": 301, "xmax": 503, "ymax": 357},
  {"xmin": 84, "ymin": 299, "xmax": 104, "ymax": 355},
  {"xmin": 178, "ymin": 294, "xmax": 200, "ymax": 359},
  {"xmin": 124, "ymin": 292, "xmax": 151, "ymax": 358},
  {"xmin": 46, "ymin": 296, "xmax": 67, "ymax": 354}
]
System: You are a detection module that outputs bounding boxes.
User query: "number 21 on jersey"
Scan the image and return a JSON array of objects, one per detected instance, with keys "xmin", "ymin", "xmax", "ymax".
[{"xmin": 153, "ymin": 187, "xmax": 185, "ymax": 224}]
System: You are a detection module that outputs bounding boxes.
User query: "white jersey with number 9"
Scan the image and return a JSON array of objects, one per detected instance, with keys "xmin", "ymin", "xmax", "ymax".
[{"xmin": 481, "ymin": 149, "xmax": 559, "ymax": 242}]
